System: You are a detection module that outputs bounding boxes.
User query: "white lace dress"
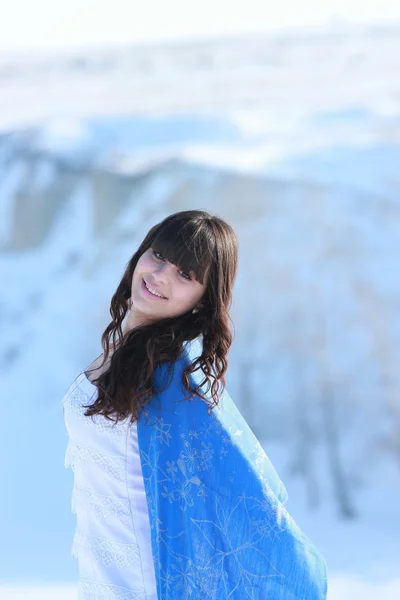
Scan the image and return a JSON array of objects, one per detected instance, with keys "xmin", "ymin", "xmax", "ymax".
[{"xmin": 62, "ymin": 371, "xmax": 158, "ymax": 600}]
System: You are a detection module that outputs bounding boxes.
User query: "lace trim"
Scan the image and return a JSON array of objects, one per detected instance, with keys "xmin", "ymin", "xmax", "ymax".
[
  {"xmin": 65, "ymin": 439, "xmax": 126, "ymax": 481},
  {"xmin": 71, "ymin": 484, "xmax": 132, "ymax": 527},
  {"xmin": 78, "ymin": 578, "xmax": 147, "ymax": 600},
  {"xmin": 72, "ymin": 530, "xmax": 141, "ymax": 570},
  {"xmin": 64, "ymin": 387, "xmax": 128, "ymax": 438}
]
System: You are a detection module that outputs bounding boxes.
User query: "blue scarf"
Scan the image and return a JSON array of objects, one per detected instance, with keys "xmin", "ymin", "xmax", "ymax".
[{"xmin": 137, "ymin": 338, "xmax": 328, "ymax": 599}]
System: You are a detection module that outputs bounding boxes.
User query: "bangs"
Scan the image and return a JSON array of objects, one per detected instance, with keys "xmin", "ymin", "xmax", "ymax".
[{"xmin": 151, "ymin": 218, "xmax": 214, "ymax": 284}]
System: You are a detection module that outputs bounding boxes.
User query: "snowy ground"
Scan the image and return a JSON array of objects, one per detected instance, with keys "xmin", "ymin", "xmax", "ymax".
[{"xmin": 2, "ymin": 576, "xmax": 400, "ymax": 600}]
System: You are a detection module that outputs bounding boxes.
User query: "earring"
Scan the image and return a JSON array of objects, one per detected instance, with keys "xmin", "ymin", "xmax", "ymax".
[
  {"xmin": 128, "ymin": 298, "xmax": 133, "ymax": 310},
  {"xmin": 192, "ymin": 306, "xmax": 201, "ymax": 314}
]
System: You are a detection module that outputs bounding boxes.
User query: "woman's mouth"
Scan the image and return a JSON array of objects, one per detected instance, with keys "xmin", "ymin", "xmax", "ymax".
[{"xmin": 141, "ymin": 278, "xmax": 168, "ymax": 300}]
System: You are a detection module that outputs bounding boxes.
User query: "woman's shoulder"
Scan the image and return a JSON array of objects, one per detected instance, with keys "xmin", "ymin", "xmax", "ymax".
[{"xmin": 84, "ymin": 346, "xmax": 115, "ymax": 383}]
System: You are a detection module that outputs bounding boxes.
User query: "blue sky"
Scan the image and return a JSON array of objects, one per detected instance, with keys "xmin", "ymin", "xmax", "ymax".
[{"xmin": 1, "ymin": 0, "xmax": 400, "ymax": 52}]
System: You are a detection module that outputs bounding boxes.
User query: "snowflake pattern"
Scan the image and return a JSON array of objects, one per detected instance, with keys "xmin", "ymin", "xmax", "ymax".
[
  {"xmin": 154, "ymin": 417, "xmax": 173, "ymax": 446},
  {"xmin": 137, "ymin": 397, "xmax": 308, "ymax": 600}
]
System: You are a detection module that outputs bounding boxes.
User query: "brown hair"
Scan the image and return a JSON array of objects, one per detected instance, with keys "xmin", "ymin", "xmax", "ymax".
[{"xmin": 82, "ymin": 209, "xmax": 238, "ymax": 424}]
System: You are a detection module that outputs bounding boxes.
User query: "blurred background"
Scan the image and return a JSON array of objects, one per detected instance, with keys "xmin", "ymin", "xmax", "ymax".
[{"xmin": 1, "ymin": 1, "xmax": 400, "ymax": 598}]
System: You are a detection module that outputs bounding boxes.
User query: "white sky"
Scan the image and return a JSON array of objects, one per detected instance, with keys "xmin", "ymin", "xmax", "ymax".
[{"xmin": 1, "ymin": 0, "xmax": 400, "ymax": 51}]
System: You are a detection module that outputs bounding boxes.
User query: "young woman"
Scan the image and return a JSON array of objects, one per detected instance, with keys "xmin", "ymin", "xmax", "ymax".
[{"xmin": 63, "ymin": 209, "xmax": 327, "ymax": 599}]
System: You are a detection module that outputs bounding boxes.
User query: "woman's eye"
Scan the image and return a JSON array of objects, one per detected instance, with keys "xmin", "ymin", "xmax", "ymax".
[
  {"xmin": 180, "ymin": 270, "xmax": 191, "ymax": 281},
  {"xmin": 152, "ymin": 249, "xmax": 191, "ymax": 280}
]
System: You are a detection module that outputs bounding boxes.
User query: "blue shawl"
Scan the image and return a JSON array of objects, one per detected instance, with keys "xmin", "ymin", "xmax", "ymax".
[{"xmin": 137, "ymin": 337, "xmax": 328, "ymax": 599}]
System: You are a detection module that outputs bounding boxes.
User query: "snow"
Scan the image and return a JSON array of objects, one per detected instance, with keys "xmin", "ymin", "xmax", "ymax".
[
  {"xmin": 0, "ymin": 159, "xmax": 27, "ymax": 245},
  {"xmin": 1, "ymin": 24, "xmax": 400, "ymax": 598},
  {"xmin": 2, "ymin": 575, "xmax": 400, "ymax": 599}
]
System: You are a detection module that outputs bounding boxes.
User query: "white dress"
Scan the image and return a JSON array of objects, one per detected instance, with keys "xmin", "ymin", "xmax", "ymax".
[{"xmin": 62, "ymin": 371, "xmax": 158, "ymax": 600}]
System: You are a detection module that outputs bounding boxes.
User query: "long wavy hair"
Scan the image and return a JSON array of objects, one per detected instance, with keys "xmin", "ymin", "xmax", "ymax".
[{"xmin": 82, "ymin": 209, "xmax": 238, "ymax": 425}]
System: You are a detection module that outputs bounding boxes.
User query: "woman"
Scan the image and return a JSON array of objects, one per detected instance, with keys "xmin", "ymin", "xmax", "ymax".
[{"xmin": 63, "ymin": 209, "xmax": 328, "ymax": 599}]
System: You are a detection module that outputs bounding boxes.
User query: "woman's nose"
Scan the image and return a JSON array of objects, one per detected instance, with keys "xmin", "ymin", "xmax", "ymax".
[{"xmin": 152, "ymin": 263, "xmax": 171, "ymax": 283}]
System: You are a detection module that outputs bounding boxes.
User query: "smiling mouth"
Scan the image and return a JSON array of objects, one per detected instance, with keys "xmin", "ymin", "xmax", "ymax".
[{"xmin": 142, "ymin": 278, "xmax": 168, "ymax": 299}]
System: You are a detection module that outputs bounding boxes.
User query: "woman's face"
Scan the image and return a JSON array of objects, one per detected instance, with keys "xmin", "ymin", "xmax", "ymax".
[{"xmin": 127, "ymin": 247, "xmax": 207, "ymax": 328}]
